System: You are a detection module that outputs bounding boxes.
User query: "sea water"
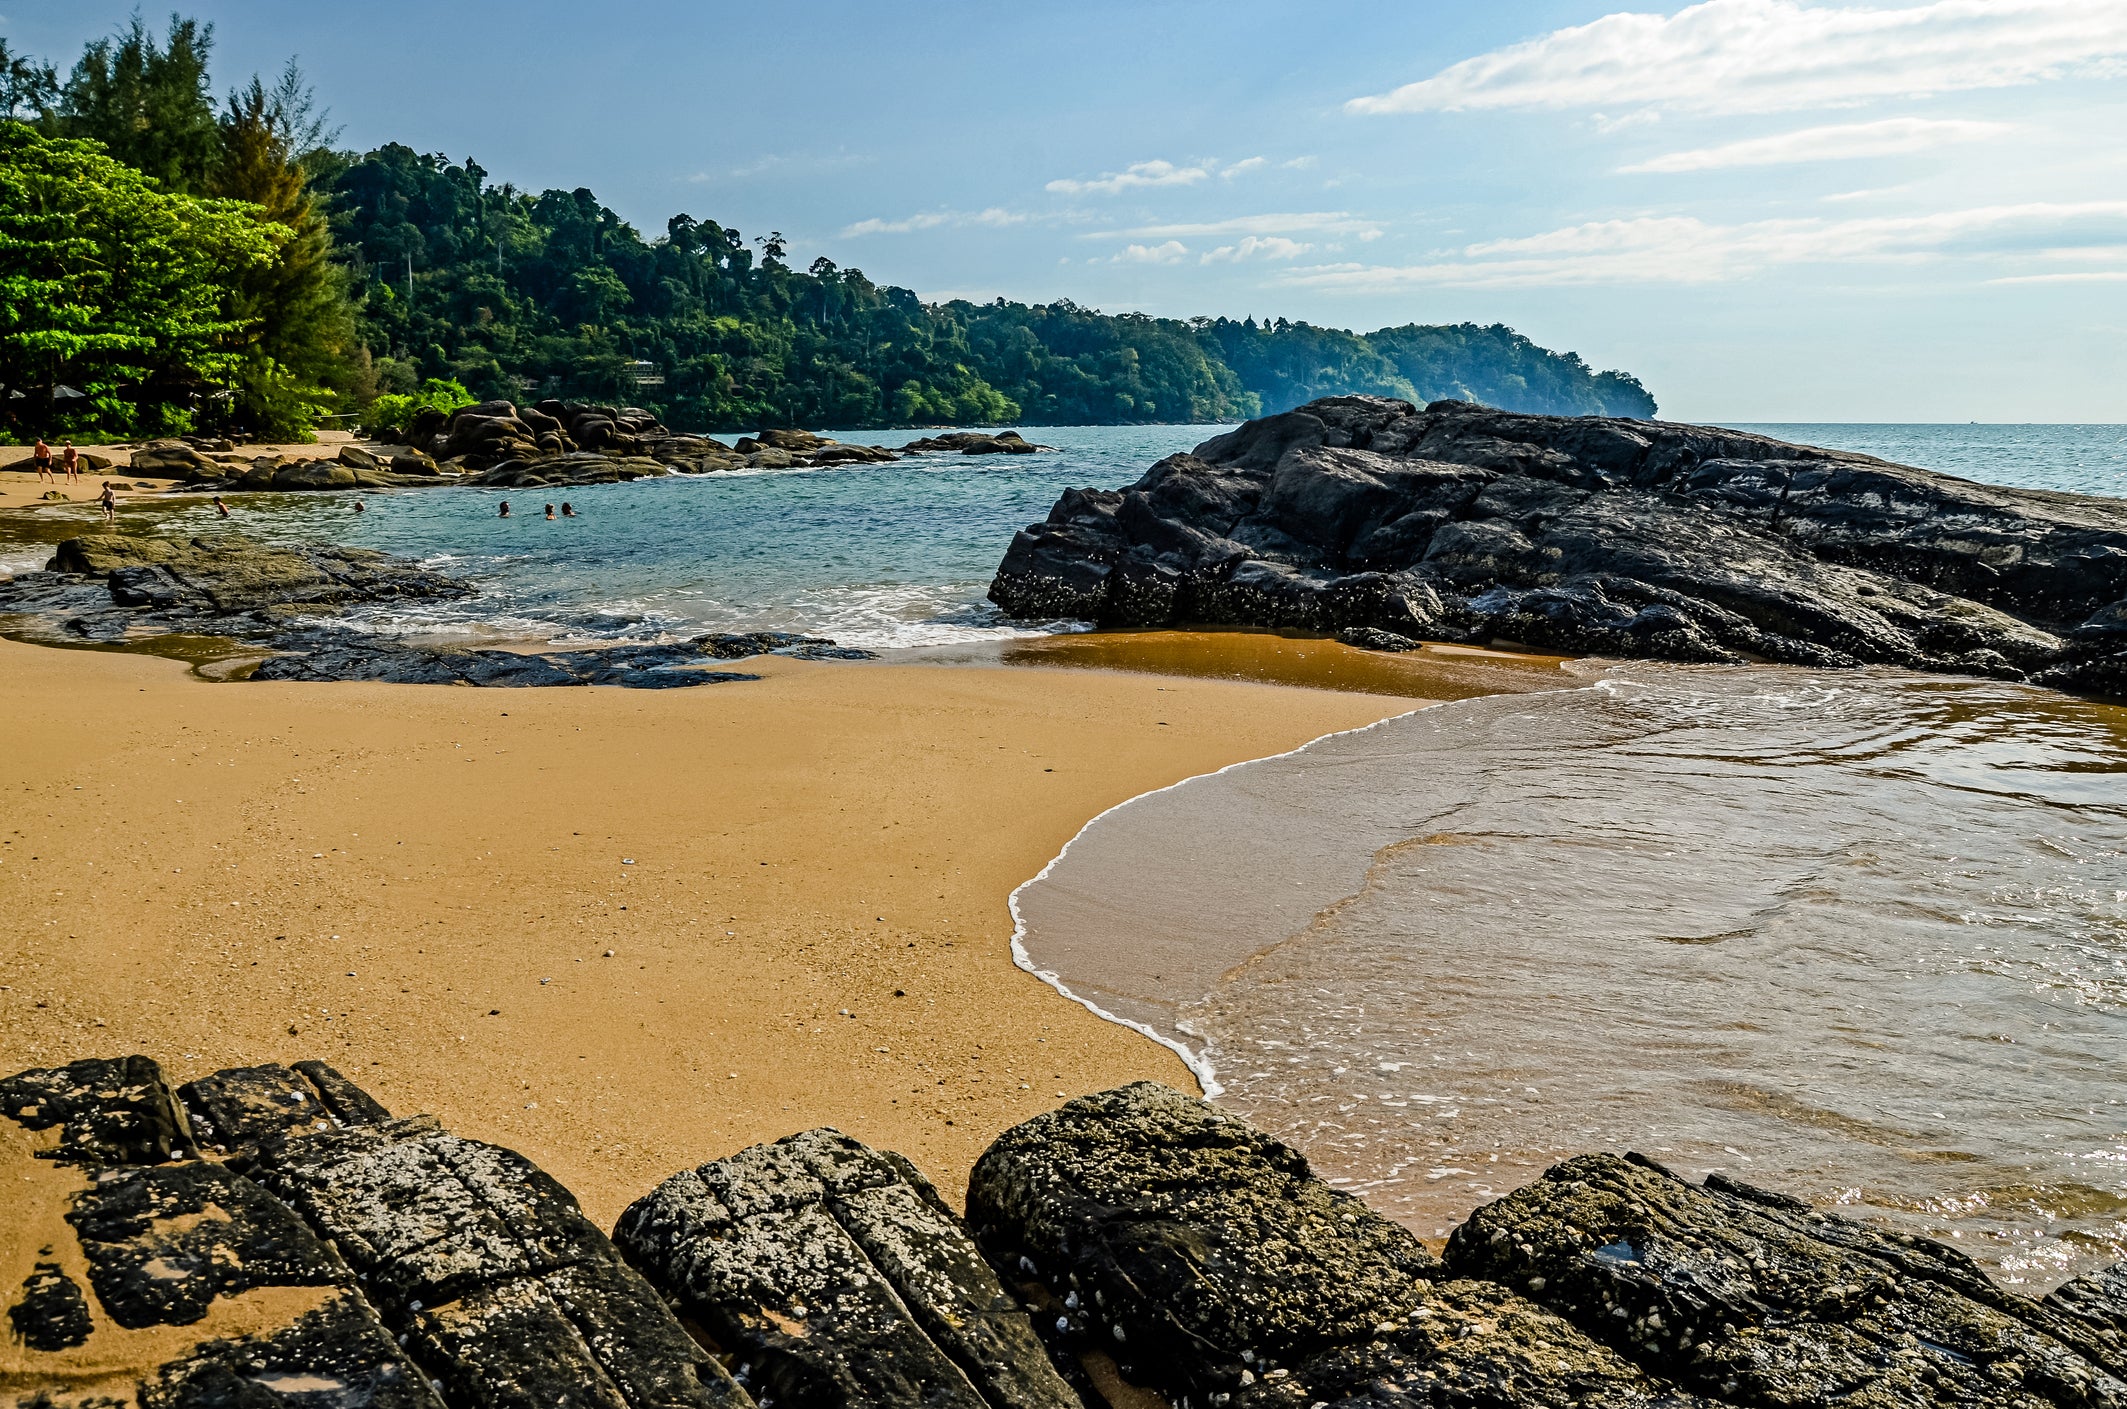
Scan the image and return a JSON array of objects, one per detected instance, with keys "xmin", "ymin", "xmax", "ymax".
[
  {"xmin": 123, "ymin": 425, "xmax": 1228, "ymax": 649},
  {"xmin": 1013, "ymin": 423, "xmax": 2127, "ymax": 1290}
]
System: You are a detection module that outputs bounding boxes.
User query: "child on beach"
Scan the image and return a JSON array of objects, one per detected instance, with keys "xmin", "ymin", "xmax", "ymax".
[
  {"xmin": 31, "ymin": 438, "xmax": 52, "ymax": 484},
  {"xmin": 98, "ymin": 481, "xmax": 116, "ymax": 525},
  {"xmin": 61, "ymin": 443, "xmax": 79, "ymax": 485}
]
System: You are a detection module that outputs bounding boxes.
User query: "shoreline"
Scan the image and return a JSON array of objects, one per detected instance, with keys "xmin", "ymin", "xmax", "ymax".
[{"xmin": 0, "ymin": 632, "xmax": 1567, "ymax": 1228}]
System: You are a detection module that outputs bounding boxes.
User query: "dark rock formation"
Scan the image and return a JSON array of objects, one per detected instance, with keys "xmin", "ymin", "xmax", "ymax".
[
  {"xmin": 692, "ymin": 631, "xmax": 881, "ymax": 662},
  {"xmin": 898, "ymin": 432, "xmax": 1052, "ymax": 456},
  {"xmin": 2, "ymin": 1055, "xmax": 445, "ymax": 1408},
  {"xmin": 249, "ymin": 1113, "xmax": 749, "ymax": 1409},
  {"xmin": 250, "ymin": 637, "xmax": 766, "ymax": 688},
  {"xmin": 989, "ymin": 397, "xmax": 2127, "ymax": 695},
  {"xmin": 127, "ymin": 439, "xmax": 214, "ymax": 477},
  {"xmin": 3, "ymin": 1053, "xmax": 748, "ymax": 1409},
  {"xmin": 0, "ymin": 532, "xmax": 871, "ymax": 686},
  {"xmin": 616, "ymin": 1128, "xmax": 1080, "ymax": 1409},
  {"xmin": 967, "ymin": 1082, "xmax": 1701, "ymax": 1408},
  {"xmin": 15, "ymin": 1054, "xmax": 2120, "ymax": 1409},
  {"xmin": 729, "ymin": 428, "xmax": 899, "ymax": 469},
  {"xmin": 1443, "ymin": 1152, "xmax": 2127, "ymax": 1407}
]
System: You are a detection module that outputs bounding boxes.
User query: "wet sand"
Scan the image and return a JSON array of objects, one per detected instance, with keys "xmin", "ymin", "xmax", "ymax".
[{"xmin": 0, "ymin": 632, "xmax": 1569, "ymax": 1236}]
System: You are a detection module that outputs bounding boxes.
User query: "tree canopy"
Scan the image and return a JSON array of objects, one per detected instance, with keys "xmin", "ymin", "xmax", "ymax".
[{"xmin": 1, "ymin": 13, "xmax": 1657, "ymax": 441}]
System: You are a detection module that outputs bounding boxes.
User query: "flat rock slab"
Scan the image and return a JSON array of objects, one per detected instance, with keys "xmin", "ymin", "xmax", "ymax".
[
  {"xmin": 1, "ymin": 1055, "xmax": 439, "ymax": 1409},
  {"xmin": 249, "ymin": 637, "xmax": 765, "ymax": 688},
  {"xmin": 177, "ymin": 1060, "xmax": 392, "ymax": 1160},
  {"xmin": 1443, "ymin": 1151, "xmax": 2127, "ymax": 1407},
  {"xmin": 616, "ymin": 1128, "xmax": 1079, "ymax": 1409},
  {"xmin": 967, "ymin": 1082, "xmax": 1694, "ymax": 1408},
  {"xmin": 250, "ymin": 1115, "xmax": 749, "ymax": 1409}
]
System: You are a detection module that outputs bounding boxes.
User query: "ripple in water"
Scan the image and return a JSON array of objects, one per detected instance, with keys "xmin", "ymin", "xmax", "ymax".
[{"xmin": 1013, "ymin": 664, "xmax": 2127, "ymax": 1289}]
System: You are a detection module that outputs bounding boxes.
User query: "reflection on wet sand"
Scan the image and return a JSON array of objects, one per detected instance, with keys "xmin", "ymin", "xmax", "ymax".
[{"xmin": 996, "ymin": 628, "xmax": 1572, "ymax": 699}]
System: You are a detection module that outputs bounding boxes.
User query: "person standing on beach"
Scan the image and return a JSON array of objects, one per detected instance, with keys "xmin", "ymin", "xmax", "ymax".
[
  {"xmin": 61, "ymin": 442, "xmax": 79, "ymax": 485},
  {"xmin": 31, "ymin": 438, "xmax": 52, "ymax": 484},
  {"xmin": 98, "ymin": 481, "xmax": 116, "ymax": 525}
]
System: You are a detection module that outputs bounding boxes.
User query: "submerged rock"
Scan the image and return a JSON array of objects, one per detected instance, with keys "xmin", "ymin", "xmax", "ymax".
[
  {"xmin": 616, "ymin": 1128, "xmax": 1079, "ymax": 1409},
  {"xmin": 988, "ymin": 397, "xmax": 2127, "ymax": 693}
]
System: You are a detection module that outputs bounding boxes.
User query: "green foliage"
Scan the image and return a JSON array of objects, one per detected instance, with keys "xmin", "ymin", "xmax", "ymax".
[
  {"xmin": 3, "ymin": 13, "xmax": 1658, "ymax": 440},
  {"xmin": 329, "ymin": 145, "xmax": 1654, "ymax": 432},
  {"xmin": 361, "ymin": 377, "xmax": 474, "ymax": 435},
  {"xmin": 0, "ymin": 123, "xmax": 282, "ymax": 436},
  {"xmin": 49, "ymin": 14, "xmax": 221, "ymax": 194}
]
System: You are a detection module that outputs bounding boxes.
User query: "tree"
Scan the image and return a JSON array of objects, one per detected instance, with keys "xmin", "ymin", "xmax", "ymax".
[
  {"xmin": 50, "ymin": 14, "xmax": 220, "ymax": 193},
  {"xmin": 0, "ymin": 124, "xmax": 282, "ymax": 435},
  {"xmin": 0, "ymin": 40, "xmax": 57, "ymax": 119},
  {"xmin": 210, "ymin": 63, "xmax": 362, "ymax": 438}
]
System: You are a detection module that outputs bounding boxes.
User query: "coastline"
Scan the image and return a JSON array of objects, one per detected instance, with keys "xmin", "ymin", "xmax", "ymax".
[{"xmin": 0, "ymin": 632, "xmax": 1566, "ymax": 1227}]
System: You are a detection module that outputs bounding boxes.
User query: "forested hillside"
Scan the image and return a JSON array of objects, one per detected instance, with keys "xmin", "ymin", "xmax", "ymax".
[{"xmin": 0, "ymin": 17, "xmax": 1656, "ymax": 441}]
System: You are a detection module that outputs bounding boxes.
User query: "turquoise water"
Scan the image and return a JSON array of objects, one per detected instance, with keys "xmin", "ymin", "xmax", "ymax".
[
  {"xmin": 133, "ymin": 425, "xmax": 1228, "ymax": 648},
  {"xmin": 42, "ymin": 419, "xmax": 2116, "ymax": 648}
]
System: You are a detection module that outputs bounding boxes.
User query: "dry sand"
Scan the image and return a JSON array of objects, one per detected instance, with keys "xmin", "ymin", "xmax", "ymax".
[{"xmin": 0, "ymin": 634, "xmax": 1568, "ymax": 1230}]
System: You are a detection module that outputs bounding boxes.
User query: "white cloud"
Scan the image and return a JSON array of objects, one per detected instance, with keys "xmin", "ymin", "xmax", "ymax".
[
  {"xmin": 1201, "ymin": 236, "xmax": 1316, "ymax": 263},
  {"xmin": 1347, "ymin": 0, "xmax": 2127, "ymax": 117},
  {"xmin": 1281, "ymin": 200, "xmax": 2127, "ymax": 288},
  {"xmin": 1281, "ymin": 155, "xmax": 1320, "ymax": 170},
  {"xmin": 1987, "ymin": 269, "xmax": 2127, "ymax": 283},
  {"xmin": 841, "ymin": 207, "xmax": 1028, "ymax": 237},
  {"xmin": 1084, "ymin": 211, "xmax": 1383, "ymax": 240},
  {"xmin": 1047, "ymin": 159, "xmax": 1214, "ymax": 195},
  {"xmin": 1222, "ymin": 157, "xmax": 1268, "ymax": 179},
  {"xmin": 1621, "ymin": 117, "xmax": 2011, "ymax": 173},
  {"xmin": 1114, "ymin": 240, "xmax": 1190, "ymax": 264}
]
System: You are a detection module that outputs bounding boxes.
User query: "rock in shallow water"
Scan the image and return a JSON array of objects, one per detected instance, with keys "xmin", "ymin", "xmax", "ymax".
[{"xmin": 988, "ymin": 397, "xmax": 2127, "ymax": 693}]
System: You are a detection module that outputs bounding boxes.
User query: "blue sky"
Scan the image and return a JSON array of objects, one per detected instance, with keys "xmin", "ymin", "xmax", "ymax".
[{"xmin": 11, "ymin": 0, "xmax": 2126, "ymax": 421}]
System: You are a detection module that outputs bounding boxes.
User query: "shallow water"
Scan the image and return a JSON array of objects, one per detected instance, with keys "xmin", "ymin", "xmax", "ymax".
[
  {"xmin": 82, "ymin": 425, "xmax": 1228, "ymax": 650},
  {"xmin": 1014, "ymin": 664, "xmax": 2127, "ymax": 1287}
]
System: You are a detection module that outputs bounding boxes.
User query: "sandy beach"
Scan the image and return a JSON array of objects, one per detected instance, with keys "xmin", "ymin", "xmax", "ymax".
[{"xmin": 0, "ymin": 632, "xmax": 1566, "ymax": 1231}]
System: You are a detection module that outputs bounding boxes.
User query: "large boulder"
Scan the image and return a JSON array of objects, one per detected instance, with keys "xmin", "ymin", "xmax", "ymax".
[
  {"xmin": 617, "ymin": 1128, "xmax": 1080, "ymax": 1409},
  {"xmin": 1443, "ymin": 1152, "xmax": 2127, "ymax": 1407},
  {"xmin": 967, "ymin": 1082, "xmax": 1700, "ymax": 1408},
  {"xmin": 127, "ymin": 439, "xmax": 212, "ymax": 478},
  {"xmin": 988, "ymin": 397, "xmax": 2127, "ymax": 690},
  {"xmin": 273, "ymin": 459, "xmax": 360, "ymax": 491}
]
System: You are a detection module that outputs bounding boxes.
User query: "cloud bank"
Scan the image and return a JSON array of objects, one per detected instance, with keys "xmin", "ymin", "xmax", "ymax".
[
  {"xmin": 1621, "ymin": 116, "xmax": 2012, "ymax": 172},
  {"xmin": 1347, "ymin": 0, "xmax": 2127, "ymax": 116}
]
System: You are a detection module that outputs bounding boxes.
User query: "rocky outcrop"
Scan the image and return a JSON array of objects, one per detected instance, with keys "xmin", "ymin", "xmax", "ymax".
[
  {"xmin": 968, "ymin": 1082, "xmax": 1702, "ymax": 1409},
  {"xmin": 898, "ymin": 432, "xmax": 1052, "ymax": 457},
  {"xmin": 8, "ymin": 1060, "xmax": 2127, "ymax": 1408},
  {"xmin": 2, "ymin": 1055, "xmax": 747, "ymax": 1409},
  {"xmin": 988, "ymin": 397, "xmax": 2127, "ymax": 695},
  {"xmin": 249, "ymin": 637, "xmax": 767, "ymax": 688},
  {"xmin": 1443, "ymin": 1152, "xmax": 2127, "ymax": 1407},
  {"xmin": 616, "ymin": 1129, "xmax": 1080, "ymax": 1409},
  {"xmin": 1, "ymin": 1056, "xmax": 445, "ymax": 1408},
  {"xmin": 41, "ymin": 532, "xmax": 470, "ymax": 616}
]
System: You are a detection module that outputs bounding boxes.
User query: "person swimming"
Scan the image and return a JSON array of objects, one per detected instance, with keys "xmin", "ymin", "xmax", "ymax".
[
  {"xmin": 213, "ymin": 496, "xmax": 231, "ymax": 518},
  {"xmin": 544, "ymin": 503, "xmax": 556, "ymax": 519},
  {"xmin": 561, "ymin": 502, "xmax": 576, "ymax": 518},
  {"xmin": 498, "ymin": 500, "xmax": 511, "ymax": 518},
  {"xmin": 354, "ymin": 499, "xmax": 367, "ymax": 513}
]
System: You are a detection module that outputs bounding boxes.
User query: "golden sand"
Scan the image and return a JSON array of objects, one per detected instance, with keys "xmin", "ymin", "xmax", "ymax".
[{"xmin": 0, "ymin": 634, "xmax": 1565, "ymax": 1232}]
